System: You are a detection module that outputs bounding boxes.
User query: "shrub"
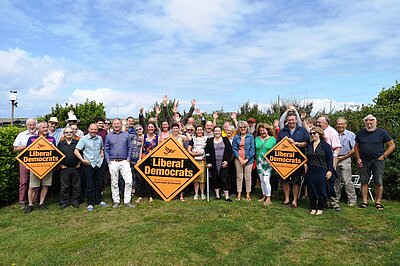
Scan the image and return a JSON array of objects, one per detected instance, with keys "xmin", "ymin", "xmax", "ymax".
[{"xmin": 0, "ymin": 126, "xmax": 20, "ymax": 206}]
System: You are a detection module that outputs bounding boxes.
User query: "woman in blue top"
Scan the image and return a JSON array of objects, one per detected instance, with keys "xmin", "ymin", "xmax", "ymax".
[{"xmin": 232, "ymin": 121, "xmax": 255, "ymax": 201}]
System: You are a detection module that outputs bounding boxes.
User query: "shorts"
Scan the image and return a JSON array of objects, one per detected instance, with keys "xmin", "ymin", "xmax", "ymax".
[
  {"xmin": 29, "ymin": 171, "xmax": 52, "ymax": 188},
  {"xmin": 359, "ymin": 160, "xmax": 384, "ymax": 186},
  {"xmin": 193, "ymin": 160, "xmax": 206, "ymax": 183},
  {"xmin": 280, "ymin": 168, "xmax": 303, "ymax": 184}
]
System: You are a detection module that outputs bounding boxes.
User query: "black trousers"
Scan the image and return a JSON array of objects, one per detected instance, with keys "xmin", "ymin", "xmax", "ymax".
[
  {"xmin": 60, "ymin": 167, "xmax": 81, "ymax": 207},
  {"xmin": 84, "ymin": 162, "xmax": 105, "ymax": 206},
  {"xmin": 310, "ymin": 197, "xmax": 326, "ymax": 210}
]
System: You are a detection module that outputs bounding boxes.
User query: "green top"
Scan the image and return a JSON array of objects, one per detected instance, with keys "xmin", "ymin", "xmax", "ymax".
[{"xmin": 255, "ymin": 136, "xmax": 276, "ymax": 172}]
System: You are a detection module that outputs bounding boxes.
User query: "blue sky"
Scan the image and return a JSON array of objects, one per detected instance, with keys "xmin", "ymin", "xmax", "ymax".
[{"xmin": 1, "ymin": 0, "xmax": 399, "ymax": 118}]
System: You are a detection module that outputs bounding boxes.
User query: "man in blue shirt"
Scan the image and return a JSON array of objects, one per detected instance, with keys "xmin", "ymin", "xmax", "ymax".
[
  {"xmin": 74, "ymin": 124, "xmax": 107, "ymax": 211},
  {"xmin": 278, "ymin": 113, "xmax": 309, "ymax": 208},
  {"xmin": 104, "ymin": 118, "xmax": 134, "ymax": 208},
  {"xmin": 334, "ymin": 117, "xmax": 357, "ymax": 206}
]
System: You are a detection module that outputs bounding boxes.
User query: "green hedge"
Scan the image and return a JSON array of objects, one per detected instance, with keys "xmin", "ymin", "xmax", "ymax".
[{"xmin": 0, "ymin": 127, "xmax": 20, "ymax": 206}]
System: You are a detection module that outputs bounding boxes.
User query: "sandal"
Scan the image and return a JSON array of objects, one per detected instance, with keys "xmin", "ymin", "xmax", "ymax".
[
  {"xmin": 359, "ymin": 202, "xmax": 368, "ymax": 208},
  {"xmin": 375, "ymin": 203, "xmax": 384, "ymax": 211},
  {"xmin": 290, "ymin": 203, "xmax": 298, "ymax": 209}
]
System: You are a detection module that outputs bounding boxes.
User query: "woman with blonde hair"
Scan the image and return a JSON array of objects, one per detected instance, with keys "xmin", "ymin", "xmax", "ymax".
[
  {"xmin": 232, "ymin": 121, "xmax": 255, "ymax": 201},
  {"xmin": 305, "ymin": 126, "xmax": 336, "ymax": 215}
]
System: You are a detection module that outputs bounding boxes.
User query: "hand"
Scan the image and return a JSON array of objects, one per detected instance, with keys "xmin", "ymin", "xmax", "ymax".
[
  {"xmin": 191, "ymin": 99, "xmax": 196, "ymax": 107},
  {"xmin": 326, "ymin": 171, "xmax": 332, "ymax": 180},
  {"xmin": 155, "ymin": 106, "xmax": 161, "ymax": 116},
  {"xmin": 195, "ymin": 108, "xmax": 202, "ymax": 116},
  {"xmin": 230, "ymin": 112, "xmax": 237, "ymax": 120},
  {"xmin": 304, "ymin": 164, "xmax": 308, "ymax": 174},
  {"xmin": 273, "ymin": 119, "xmax": 279, "ymax": 128},
  {"xmin": 378, "ymin": 155, "xmax": 385, "ymax": 161},
  {"xmin": 82, "ymin": 159, "xmax": 90, "ymax": 166},
  {"xmin": 139, "ymin": 107, "xmax": 144, "ymax": 114},
  {"xmin": 221, "ymin": 161, "xmax": 228, "ymax": 168},
  {"xmin": 67, "ymin": 110, "xmax": 75, "ymax": 117},
  {"xmin": 337, "ymin": 155, "xmax": 346, "ymax": 162},
  {"xmin": 60, "ymin": 164, "xmax": 67, "ymax": 169},
  {"xmin": 206, "ymin": 164, "xmax": 212, "ymax": 168},
  {"xmin": 213, "ymin": 112, "xmax": 218, "ymax": 119},
  {"xmin": 357, "ymin": 158, "xmax": 363, "ymax": 168},
  {"xmin": 163, "ymin": 95, "xmax": 168, "ymax": 106},
  {"xmin": 300, "ymin": 111, "xmax": 306, "ymax": 120},
  {"xmin": 287, "ymin": 138, "xmax": 295, "ymax": 144}
]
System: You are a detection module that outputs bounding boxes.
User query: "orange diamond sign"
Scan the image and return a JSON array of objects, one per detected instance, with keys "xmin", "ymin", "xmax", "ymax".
[
  {"xmin": 265, "ymin": 136, "xmax": 307, "ymax": 179},
  {"xmin": 134, "ymin": 136, "xmax": 203, "ymax": 202},
  {"xmin": 16, "ymin": 135, "xmax": 65, "ymax": 179}
]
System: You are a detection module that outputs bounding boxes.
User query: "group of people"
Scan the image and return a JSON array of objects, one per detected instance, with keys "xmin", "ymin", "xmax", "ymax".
[{"xmin": 13, "ymin": 97, "xmax": 395, "ymax": 215}]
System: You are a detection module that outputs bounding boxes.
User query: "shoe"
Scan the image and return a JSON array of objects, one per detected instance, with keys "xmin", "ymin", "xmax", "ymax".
[
  {"xmin": 201, "ymin": 194, "xmax": 206, "ymax": 200},
  {"xmin": 246, "ymin": 197, "xmax": 252, "ymax": 201},
  {"xmin": 283, "ymin": 201, "xmax": 290, "ymax": 205},
  {"xmin": 25, "ymin": 205, "xmax": 34, "ymax": 214},
  {"xmin": 225, "ymin": 198, "xmax": 232, "ymax": 202},
  {"xmin": 236, "ymin": 197, "xmax": 241, "ymax": 201},
  {"xmin": 231, "ymin": 193, "xmax": 236, "ymax": 197},
  {"xmin": 290, "ymin": 203, "xmax": 298, "ymax": 209},
  {"xmin": 271, "ymin": 192, "xmax": 278, "ymax": 198},
  {"xmin": 333, "ymin": 206, "xmax": 341, "ymax": 212},
  {"xmin": 315, "ymin": 210, "xmax": 324, "ymax": 215},
  {"xmin": 258, "ymin": 197, "xmax": 266, "ymax": 202},
  {"xmin": 215, "ymin": 196, "xmax": 221, "ymax": 200},
  {"xmin": 112, "ymin": 203, "xmax": 119, "ymax": 208},
  {"xmin": 98, "ymin": 202, "xmax": 108, "ymax": 207},
  {"xmin": 347, "ymin": 202, "xmax": 356, "ymax": 207},
  {"xmin": 124, "ymin": 203, "xmax": 136, "ymax": 208},
  {"xmin": 72, "ymin": 203, "xmax": 79, "ymax": 208},
  {"xmin": 135, "ymin": 197, "xmax": 142, "ymax": 203},
  {"xmin": 87, "ymin": 205, "xmax": 94, "ymax": 212},
  {"xmin": 359, "ymin": 203, "xmax": 368, "ymax": 208},
  {"xmin": 19, "ymin": 203, "xmax": 26, "ymax": 209},
  {"xmin": 180, "ymin": 196, "xmax": 185, "ymax": 202},
  {"xmin": 149, "ymin": 197, "xmax": 153, "ymax": 203},
  {"xmin": 194, "ymin": 194, "xmax": 199, "ymax": 200},
  {"xmin": 264, "ymin": 200, "xmax": 272, "ymax": 206},
  {"xmin": 375, "ymin": 203, "xmax": 384, "ymax": 211},
  {"xmin": 38, "ymin": 204, "xmax": 48, "ymax": 210},
  {"xmin": 310, "ymin": 210, "xmax": 317, "ymax": 215},
  {"xmin": 60, "ymin": 204, "xmax": 68, "ymax": 209}
]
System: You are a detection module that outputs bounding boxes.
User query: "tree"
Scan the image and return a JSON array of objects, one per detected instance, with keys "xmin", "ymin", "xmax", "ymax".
[{"xmin": 41, "ymin": 99, "xmax": 106, "ymax": 131}]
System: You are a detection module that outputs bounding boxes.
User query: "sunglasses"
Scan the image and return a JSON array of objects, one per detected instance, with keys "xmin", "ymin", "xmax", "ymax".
[
  {"xmin": 49, "ymin": 122, "xmax": 58, "ymax": 125},
  {"xmin": 105, "ymin": 122, "xmax": 111, "ymax": 125},
  {"xmin": 310, "ymin": 132, "xmax": 318, "ymax": 135}
]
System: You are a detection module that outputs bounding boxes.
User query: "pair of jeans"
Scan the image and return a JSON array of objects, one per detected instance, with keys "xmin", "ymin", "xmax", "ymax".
[{"xmin": 84, "ymin": 162, "xmax": 105, "ymax": 206}]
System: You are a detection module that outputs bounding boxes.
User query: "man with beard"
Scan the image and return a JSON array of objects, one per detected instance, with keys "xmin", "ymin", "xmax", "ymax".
[
  {"xmin": 355, "ymin": 114, "xmax": 395, "ymax": 210},
  {"xmin": 13, "ymin": 118, "xmax": 37, "ymax": 209}
]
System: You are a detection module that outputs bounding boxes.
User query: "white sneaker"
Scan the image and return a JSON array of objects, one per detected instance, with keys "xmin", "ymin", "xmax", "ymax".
[
  {"xmin": 87, "ymin": 205, "xmax": 94, "ymax": 212},
  {"xmin": 201, "ymin": 194, "xmax": 206, "ymax": 200},
  {"xmin": 194, "ymin": 194, "xmax": 199, "ymax": 200}
]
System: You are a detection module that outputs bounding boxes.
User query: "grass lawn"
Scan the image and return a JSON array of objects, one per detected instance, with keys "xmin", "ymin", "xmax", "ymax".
[{"xmin": 0, "ymin": 190, "xmax": 399, "ymax": 265}]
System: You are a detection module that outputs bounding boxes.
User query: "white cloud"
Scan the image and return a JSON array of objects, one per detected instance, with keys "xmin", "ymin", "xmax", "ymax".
[
  {"xmin": 68, "ymin": 88, "xmax": 160, "ymax": 118},
  {"xmin": 28, "ymin": 70, "xmax": 65, "ymax": 98}
]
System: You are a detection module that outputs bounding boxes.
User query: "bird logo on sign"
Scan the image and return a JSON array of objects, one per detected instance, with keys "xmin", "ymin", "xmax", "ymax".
[{"xmin": 164, "ymin": 146, "xmax": 176, "ymax": 155}]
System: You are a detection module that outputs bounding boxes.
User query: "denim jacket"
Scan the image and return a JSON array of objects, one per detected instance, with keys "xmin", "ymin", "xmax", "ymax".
[{"xmin": 232, "ymin": 133, "xmax": 255, "ymax": 165}]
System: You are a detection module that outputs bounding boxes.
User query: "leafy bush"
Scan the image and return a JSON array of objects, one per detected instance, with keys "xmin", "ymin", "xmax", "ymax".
[{"xmin": 0, "ymin": 127, "xmax": 20, "ymax": 206}]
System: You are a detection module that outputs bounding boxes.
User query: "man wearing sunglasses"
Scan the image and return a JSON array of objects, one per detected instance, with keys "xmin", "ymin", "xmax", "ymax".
[{"xmin": 57, "ymin": 127, "xmax": 81, "ymax": 209}]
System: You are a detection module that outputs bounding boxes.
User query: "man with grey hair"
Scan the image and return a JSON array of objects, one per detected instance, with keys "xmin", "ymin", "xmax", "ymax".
[
  {"xmin": 13, "ymin": 118, "xmax": 37, "ymax": 209},
  {"xmin": 25, "ymin": 122, "xmax": 56, "ymax": 213},
  {"xmin": 104, "ymin": 118, "xmax": 134, "ymax": 208},
  {"xmin": 355, "ymin": 114, "xmax": 395, "ymax": 210},
  {"xmin": 316, "ymin": 115, "xmax": 342, "ymax": 211},
  {"xmin": 335, "ymin": 117, "xmax": 357, "ymax": 206}
]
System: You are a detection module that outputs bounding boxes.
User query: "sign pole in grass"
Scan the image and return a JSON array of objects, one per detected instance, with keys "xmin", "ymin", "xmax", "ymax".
[{"xmin": 134, "ymin": 136, "xmax": 203, "ymax": 202}]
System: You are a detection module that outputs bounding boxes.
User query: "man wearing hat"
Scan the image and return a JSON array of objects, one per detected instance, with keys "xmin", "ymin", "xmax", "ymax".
[
  {"xmin": 355, "ymin": 114, "xmax": 395, "ymax": 210},
  {"xmin": 48, "ymin": 117, "xmax": 63, "ymax": 144},
  {"xmin": 66, "ymin": 111, "xmax": 84, "ymax": 138}
]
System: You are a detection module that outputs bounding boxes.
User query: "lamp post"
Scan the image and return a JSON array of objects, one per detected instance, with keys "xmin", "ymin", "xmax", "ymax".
[{"xmin": 9, "ymin": 91, "xmax": 18, "ymax": 126}]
